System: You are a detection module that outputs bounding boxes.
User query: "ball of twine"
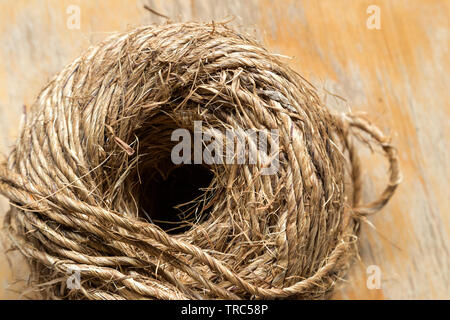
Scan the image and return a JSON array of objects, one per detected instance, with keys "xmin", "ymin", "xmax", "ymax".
[{"xmin": 0, "ymin": 22, "xmax": 400, "ymax": 300}]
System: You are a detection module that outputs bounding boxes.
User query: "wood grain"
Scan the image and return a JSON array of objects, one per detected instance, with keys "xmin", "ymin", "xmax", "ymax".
[{"xmin": 0, "ymin": 0, "xmax": 448, "ymax": 299}]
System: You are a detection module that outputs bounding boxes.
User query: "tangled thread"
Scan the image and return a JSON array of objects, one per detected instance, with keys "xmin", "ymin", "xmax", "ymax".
[{"xmin": 0, "ymin": 22, "xmax": 400, "ymax": 299}]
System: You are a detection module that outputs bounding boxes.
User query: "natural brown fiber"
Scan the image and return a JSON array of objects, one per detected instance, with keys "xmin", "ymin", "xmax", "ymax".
[{"xmin": 0, "ymin": 22, "xmax": 400, "ymax": 300}]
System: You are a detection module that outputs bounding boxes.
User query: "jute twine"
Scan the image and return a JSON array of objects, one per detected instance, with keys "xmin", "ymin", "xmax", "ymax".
[{"xmin": 0, "ymin": 22, "xmax": 400, "ymax": 299}]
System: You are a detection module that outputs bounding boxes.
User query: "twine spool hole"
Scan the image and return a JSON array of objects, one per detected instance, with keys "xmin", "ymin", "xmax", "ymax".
[{"xmin": 139, "ymin": 164, "xmax": 214, "ymax": 234}]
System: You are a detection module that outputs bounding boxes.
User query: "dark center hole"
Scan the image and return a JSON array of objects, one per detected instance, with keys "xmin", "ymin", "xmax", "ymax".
[{"xmin": 140, "ymin": 164, "xmax": 214, "ymax": 234}]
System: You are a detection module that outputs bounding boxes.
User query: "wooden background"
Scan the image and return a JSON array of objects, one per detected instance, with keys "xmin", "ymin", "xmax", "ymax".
[{"xmin": 0, "ymin": 0, "xmax": 448, "ymax": 299}]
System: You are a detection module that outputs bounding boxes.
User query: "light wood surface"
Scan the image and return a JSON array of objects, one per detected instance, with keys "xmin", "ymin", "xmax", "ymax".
[{"xmin": 0, "ymin": 0, "xmax": 448, "ymax": 299}]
